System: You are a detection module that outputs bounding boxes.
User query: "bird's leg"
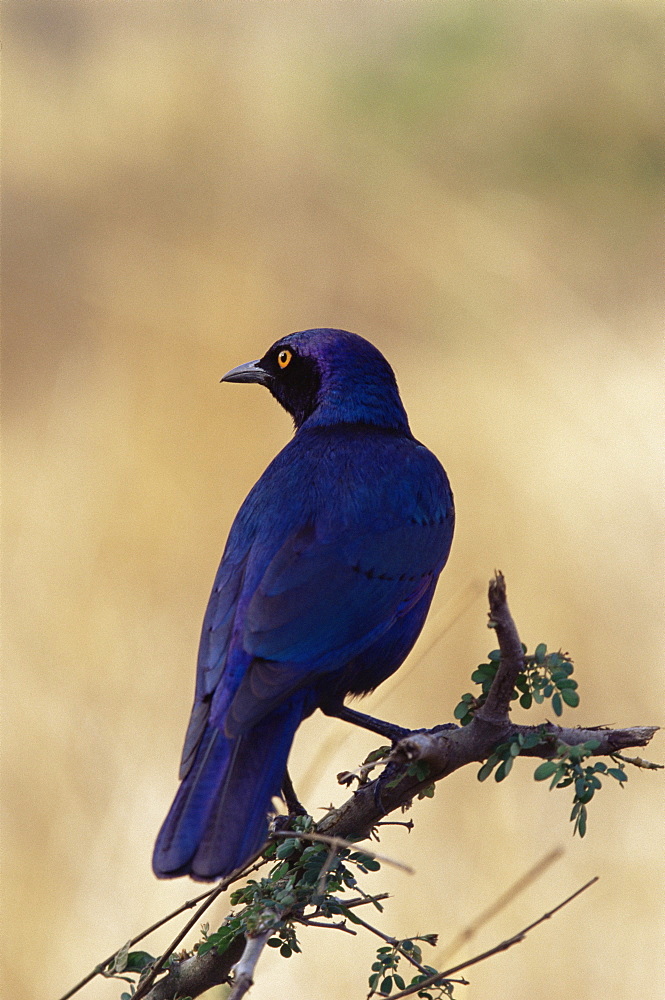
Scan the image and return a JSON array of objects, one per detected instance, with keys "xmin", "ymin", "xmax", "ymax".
[
  {"xmin": 281, "ymin": 767, "xmax": 307, "ymax": 816},
  {"xmin": 322, "ymin": 702, "xmax": 410, "ymax": 744}
]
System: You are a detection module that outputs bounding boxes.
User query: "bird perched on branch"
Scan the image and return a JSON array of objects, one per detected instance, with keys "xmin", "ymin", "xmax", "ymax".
[{"xmin": 153, "ymin": 328, "xmax": 454, "ymax": 880}]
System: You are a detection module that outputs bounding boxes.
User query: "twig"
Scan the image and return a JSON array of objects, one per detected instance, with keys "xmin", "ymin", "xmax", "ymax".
[
  {"xmin": 309, "ymin": 892, "xmax": 390, "ymax": 918},
  {"xmin": 342, "ymin": 911, "xmax": 433, "ymax": 978},
  {"xmin": 387, "ymin": 876, "xmax": 599, "ymax": 1000},
  {"xmin": 227, "ymin": 931, "xmax": 271, "ymax": 1000},
  {"xmin": 59, "ymin": 854, "xmax": 269, "ymax": 1000},
  {"xmin": 56, "ymin": 888, "xmax": 216, "ymax": 1000},
  {"xmin": 133, "ymin": 882, "xmax": 228, "ymax": 999},
  {"xmin": 317, "ymin": 843, "xmax": 339, "ymax": 897},
  {"xmin": 477, "ymin": 571, "xmax": 525, "ymax": 724},
  {"xmin": 271, "ymin": 829, "xmax": 414, "ymax": 874},
  {"xmin": 133, "ymin": 851, "xmax": 267, "ymax": 1000},
  {"xmin": 614, "ymin": 752, "xmax": 663, "ymax": 770},
  {"xmin": 296, "ymin": 917, "xmax": 357, "ymax": 934},
  {"xmin": 439, "ymin": 846, "xmax": 564, "ymax": 962}
]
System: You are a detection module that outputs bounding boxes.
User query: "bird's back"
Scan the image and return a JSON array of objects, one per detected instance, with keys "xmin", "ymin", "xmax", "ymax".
[{"xmin": 214, "ymin": 423, "xmax": 454, "ymax": 734}]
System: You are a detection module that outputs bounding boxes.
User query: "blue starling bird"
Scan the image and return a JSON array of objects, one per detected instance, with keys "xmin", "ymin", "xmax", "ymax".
[{"xmin": 153, "ymin": 328, "xmax": 454, "ymax": 880}]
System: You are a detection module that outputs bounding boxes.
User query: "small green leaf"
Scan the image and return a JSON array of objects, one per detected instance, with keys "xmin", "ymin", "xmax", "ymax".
[
  {"xmin": 363, "ymin": 858, "xmax": 382, "ymax": 871},
  {"xmin": 381, "ymin": 976, "xmax": 393, "ymax": 994},
  {"xmin": 112, "ymin": 942, "xmax": 130, "ymax": 973},
  {"xmin": 534, "ymin": 643, "xmax": 547, "ymax": 663},
  {"xmin": 477, "ymin": 759, "xmax": 496, "ymax": 782},
  {"xmin": 534, "ymin": 760, "xmax": 558, "ymax": 780},
  {"xmin": 276, "ymin": 838, "xmax": 298, "ymax": 859},
  {"xmin": 560, "ymin": 688, "xmax": 580, "ymax": 708},
  {"xmin": 495, "ymin": 756, "xmax": 513, "ymax": 781},
  {"xmin": 551, "ymin": 692, "xmax": 563, "ymax": 717},
  {"xmin": 577, "ymin": 804, "xmax": 587, "ymax": 837},
  {"xmin": 521, "ymin": 732, "xmax": 542, "ymax": 749},
  {"xmin": 519, "ymin": 692, "xmax": 532, "ymax": 710},
  {"xmin": 607, "ymin": 767, "xmax": 628, "ymax": 782},
  {"xmin": 454, "ymin": 700, "xmax": 471, "ymax": 720}
]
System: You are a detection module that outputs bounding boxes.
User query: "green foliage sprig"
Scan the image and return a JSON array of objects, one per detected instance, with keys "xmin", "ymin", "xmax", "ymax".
[
  {"xmin": 368, "ymin": 935, "xmax": 454, "ymax": 1000},
  {"xmin": 476, "ymin": 730, "xmax": 546, "ymax": 783},
  {"xmin": 187, "ymin": 816, "xmax": 453, "ymax": 1000},
  {"xmin": 197, "ymin": 815, "xmax": 384, "ymax": 962},
  {"xmin": 533, "ymin": 740, "xmax": 628, "ymax": 837},
  {"xmin": 454, "ymin": 643, "xmax": 577, "ymax": 726},
  {"xmin": 456, "ymin": 642, "xmax": 629, "ymax": 838}
]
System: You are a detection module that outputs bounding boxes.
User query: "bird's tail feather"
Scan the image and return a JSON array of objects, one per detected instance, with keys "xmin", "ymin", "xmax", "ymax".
[{"xmin": 153, "ymin": 695, "xmax": 305, "ymax": 880}]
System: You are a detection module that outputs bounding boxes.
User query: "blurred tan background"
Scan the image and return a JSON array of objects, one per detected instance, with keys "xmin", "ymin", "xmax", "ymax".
[{"xmin": 3, "ymin": 2, "xmax": 663, "ymax": 999}]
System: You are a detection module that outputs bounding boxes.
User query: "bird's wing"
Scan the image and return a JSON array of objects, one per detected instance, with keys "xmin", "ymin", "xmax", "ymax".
[
  {"xmin": 177, "ymin": 525, "xmax": 252, "ymax": 779},
  {"xmin": 246, "ymin": 516, "xmax": 451, "ymax": 662},
  {"xmin": 222, "ymin": 483, "xmax": 453, "ymax": 733}
]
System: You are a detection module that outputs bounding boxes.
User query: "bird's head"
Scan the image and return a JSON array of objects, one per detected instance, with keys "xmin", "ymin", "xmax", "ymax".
[{"xmin": 221, "ymin": 328, "xmax": 411, "ymax": 433}]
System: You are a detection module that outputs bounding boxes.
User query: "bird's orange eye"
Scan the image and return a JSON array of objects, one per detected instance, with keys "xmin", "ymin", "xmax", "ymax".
[{"xmin": 277, "ymin": 349, "xmax": 292, "ymax": 369}]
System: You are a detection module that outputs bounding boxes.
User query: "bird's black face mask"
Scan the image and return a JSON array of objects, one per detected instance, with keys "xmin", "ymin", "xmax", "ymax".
[{"xmin": 221, "ymin": 344, "xmax": 322, "ymax": 429}]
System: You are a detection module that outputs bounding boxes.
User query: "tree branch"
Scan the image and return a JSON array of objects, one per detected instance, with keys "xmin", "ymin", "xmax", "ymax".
[
  {"xmin": 226, "ymin": 931, "xmax": 271, "ymax": 1000},
  {"xmin": 67, "ymin": 573, "xmax": 658, "ymax": 1000},
  {"xmin": 316, "ymin": 720, "xmax": 657, "ymax": 842},
  {"xmin": 477, "ymin": 570, "xmax": 525, "ymax": 724}
]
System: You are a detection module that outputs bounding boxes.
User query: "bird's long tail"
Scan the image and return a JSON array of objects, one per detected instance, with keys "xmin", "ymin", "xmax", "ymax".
[{"xmin": 153, "ymin": 694, "xmax": 305, "ymax": 880}]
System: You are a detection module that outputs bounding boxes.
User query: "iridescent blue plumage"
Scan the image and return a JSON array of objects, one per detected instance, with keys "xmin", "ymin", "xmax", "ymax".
[{"xmin": 153, "ymin": 329, "xmax": 454, "ymax": 880}]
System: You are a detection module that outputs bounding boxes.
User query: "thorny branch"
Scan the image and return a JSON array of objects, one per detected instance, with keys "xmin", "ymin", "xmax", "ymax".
[
  {"xmin": 60, "ymin": 574, "xmax": 659, "ymax": 1000},
  {"xmin": 476, "ymin": 571, "xmax": 525, "ymax": 723}
]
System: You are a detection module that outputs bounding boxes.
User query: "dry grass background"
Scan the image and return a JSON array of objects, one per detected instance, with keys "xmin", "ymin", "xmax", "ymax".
[{"xmin": 2, "ymin": 2, "xmax": 664, "ymax": 999}]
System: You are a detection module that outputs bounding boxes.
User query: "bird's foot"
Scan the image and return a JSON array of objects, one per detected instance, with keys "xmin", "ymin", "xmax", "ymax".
[{"xmin": 281, "ymin": 767, "xmax": 307, "ymax": 816}]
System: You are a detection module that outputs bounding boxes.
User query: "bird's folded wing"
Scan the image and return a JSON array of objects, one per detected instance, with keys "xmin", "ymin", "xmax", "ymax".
[
  {"xmin": 245, "ymin": 518, "xmax": 449, "ymax": 662},
  {"xmin": 216, "ymin": 513, "xmax": 452, "ymax": 732},
  {"xmin": 178, "ymin": 546, "xmax": 248, "ymax": 778}
]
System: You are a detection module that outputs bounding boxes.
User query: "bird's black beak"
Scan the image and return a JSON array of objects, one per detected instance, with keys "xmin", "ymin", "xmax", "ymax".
[{"xmin": 220, "ymin": 359, "xmax": 272, "ymax": 386}]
